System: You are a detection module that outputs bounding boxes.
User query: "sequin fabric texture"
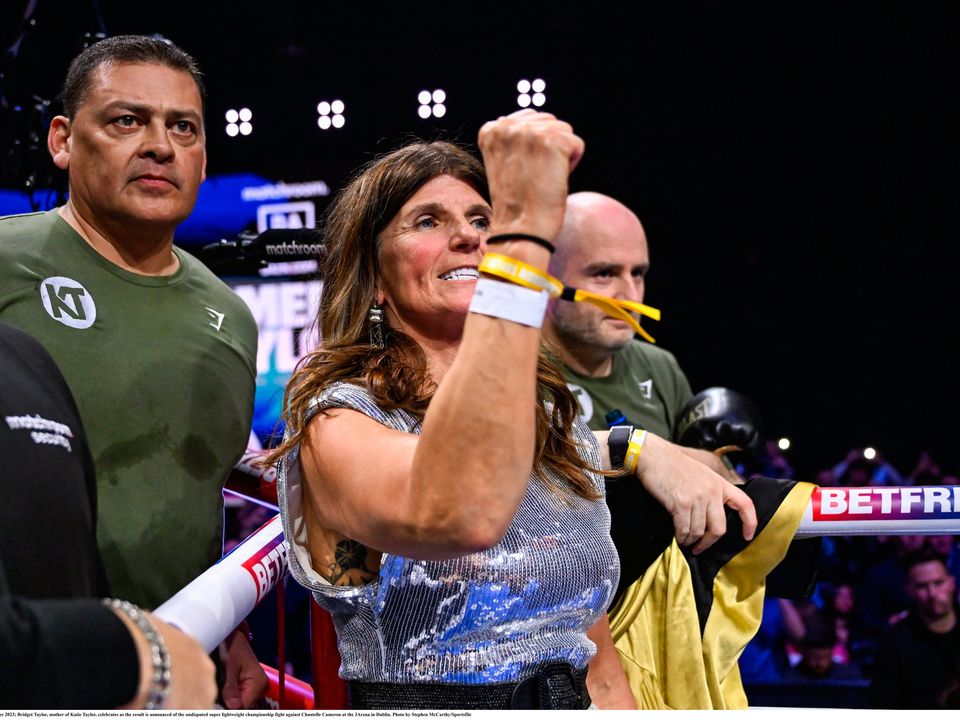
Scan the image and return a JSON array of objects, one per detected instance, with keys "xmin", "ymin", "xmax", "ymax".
[{"xmin": 278, "ymin": 381, "xmax": 620, "ymax": 684}]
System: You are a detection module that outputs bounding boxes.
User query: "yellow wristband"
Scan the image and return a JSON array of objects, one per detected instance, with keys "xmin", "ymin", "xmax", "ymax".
[
  {"xmin": 479, "ymin": 253, "xmax": 563, "ymax": 296},
  {"xmin": 478, "ymin": 251, "xmax": 662, "ymax": 343},
  {"xmin": 623, "ymin": 429, "xmax": 649, "ymax": 475}
]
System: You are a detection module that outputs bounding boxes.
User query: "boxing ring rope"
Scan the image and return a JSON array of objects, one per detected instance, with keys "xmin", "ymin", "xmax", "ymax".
[
  {"xmin": 796, "ymin": 485, "xmax": 960, "ymax": 537},
  {"xmin": 154, "ymin": 461, "xmax": 960, "ymax": 709},
  {"xmin": 155, "ymin": 456, "xmax": 349, "ymax": 709},
  {"xmin": 154, "ymin": 512, "xmax": 286, "ymax": 654}
]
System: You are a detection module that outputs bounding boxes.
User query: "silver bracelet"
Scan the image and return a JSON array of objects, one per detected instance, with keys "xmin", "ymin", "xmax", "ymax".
[{"xmin": 103, "ymin": 598, "xmax": 172, "ymax": 710}]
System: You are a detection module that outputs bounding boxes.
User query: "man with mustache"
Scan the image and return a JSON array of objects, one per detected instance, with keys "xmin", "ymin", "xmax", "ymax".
[{"xmin": 0, "ymin": 35, "xmax": 263, "ymax": 708}]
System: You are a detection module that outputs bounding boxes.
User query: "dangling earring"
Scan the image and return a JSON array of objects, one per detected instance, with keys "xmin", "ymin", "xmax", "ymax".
[{"xmin": 368, "ymin": 303, "xmax": 384, "ymax": 349}]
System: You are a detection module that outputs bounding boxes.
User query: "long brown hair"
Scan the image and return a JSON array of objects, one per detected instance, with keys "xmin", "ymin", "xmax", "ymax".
[{"xmin": 266, "ymin": 140, "xmax": 599, "ymax": 500}]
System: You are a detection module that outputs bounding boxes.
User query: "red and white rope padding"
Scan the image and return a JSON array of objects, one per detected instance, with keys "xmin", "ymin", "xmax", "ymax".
[
  {"xmin": 151, "ymin": 482, "xmax": 959, "ymax": 654},
  {"xmin": 226, "ymin": 449, "xmax": 278, "ymax": 507},
  {"xmin": 154, "ymin": 513, "xmax": 287, "ymax": 652},
  {"xmin": 796, "ymin": 484, "xmax": 960, "ymax": 537}
]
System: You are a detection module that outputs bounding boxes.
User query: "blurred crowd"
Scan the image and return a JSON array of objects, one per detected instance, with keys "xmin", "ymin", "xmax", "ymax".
[{"xmin": 740, "ymin": 445, "xmax": 960, "ymax": 708}]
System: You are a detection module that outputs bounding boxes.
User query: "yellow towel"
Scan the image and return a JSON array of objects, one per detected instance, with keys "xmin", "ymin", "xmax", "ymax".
[{"xmin": 608, "ymin": 479, "xmax": 816, "ymax": 709}]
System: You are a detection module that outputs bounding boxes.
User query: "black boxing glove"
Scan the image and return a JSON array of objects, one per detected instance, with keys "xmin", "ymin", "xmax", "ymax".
[{"xmin": 674, "ymin": 386, "xmax": 764, "ymax": 456}]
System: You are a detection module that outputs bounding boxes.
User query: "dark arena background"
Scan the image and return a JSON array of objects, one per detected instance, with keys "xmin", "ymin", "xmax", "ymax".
[
  {"xmin": 2, "ymin": 1, "xmax": 957, "ymax": 479},
  {"xmin": 2, "ymin": 1, "xmax": 958, "ymax": 708}
]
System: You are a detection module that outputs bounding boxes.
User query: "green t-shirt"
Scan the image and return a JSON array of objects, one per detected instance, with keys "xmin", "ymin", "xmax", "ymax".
[
  {"xmin": 562, "ymin": 340, "xmax": 693, "ymax": 440},
  {"xmin": 0, "ymin": 210, "xmax": 257, "ymax": 608}
]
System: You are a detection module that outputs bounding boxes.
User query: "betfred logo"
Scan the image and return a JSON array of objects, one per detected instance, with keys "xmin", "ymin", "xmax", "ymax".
[
  {"xmin": 812, "ymin": 486, "xmax": 960, "ymax": 521},
  {"xmin": 241, "ymin": 535, "xmax": 287, "ymax": 604}
]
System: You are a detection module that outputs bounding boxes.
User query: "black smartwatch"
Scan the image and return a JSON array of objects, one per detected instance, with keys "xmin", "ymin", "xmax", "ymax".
[{"xmin": 607, "ymin": 425, "xmax": 635, "ymax": 469}]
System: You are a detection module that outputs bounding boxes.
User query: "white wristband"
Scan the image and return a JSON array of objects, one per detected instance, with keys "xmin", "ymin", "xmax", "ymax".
[{"xmin": 469, "ymin": 277, "xmax": 548, "ymax": 328}]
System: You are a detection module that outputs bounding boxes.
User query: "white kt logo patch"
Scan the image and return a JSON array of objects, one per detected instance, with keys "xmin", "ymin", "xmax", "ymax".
[{"xmin": 39, "ymin": 276, "xmax": 97, "ymax": 329}]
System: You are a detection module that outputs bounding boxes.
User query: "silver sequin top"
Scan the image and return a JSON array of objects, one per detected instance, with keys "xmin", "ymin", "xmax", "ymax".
[{"xmin": 278, "ymin": 381, "xmax": 619, "ymax": 684}]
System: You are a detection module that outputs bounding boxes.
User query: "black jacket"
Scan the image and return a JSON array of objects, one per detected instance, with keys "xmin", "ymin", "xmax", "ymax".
[{"xmin": 0, "ymin": 322, "xmax": 138, "ymax": 709}]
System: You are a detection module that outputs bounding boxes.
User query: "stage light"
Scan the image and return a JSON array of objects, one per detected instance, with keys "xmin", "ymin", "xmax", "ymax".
[
  {"xmin": 517, "ymin": 78, "xmax": 547, "ymax": 108},
  {"xmin": 317, "ymin": 99, "xmax": 346, "ymax": 131},
  {"xmin": 778, "ymin": 437, "xmax": 791, "ymax": 451},
  {"xmin": 417, "ymin": 89, "xmax": 447, "ymax": 119},
  {"xmin": 863, "ymin": 447, "xmax": 877, "ymax": 460},
  {"xmin": 226, "ymin": 107, "xmax": 252, "ymax": 137}
]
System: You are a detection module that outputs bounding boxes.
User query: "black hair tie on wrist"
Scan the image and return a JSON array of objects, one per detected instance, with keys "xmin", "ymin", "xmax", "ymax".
[{"xmin": 486, "ymin": 233, "xmax": 556, "ymax": 254}]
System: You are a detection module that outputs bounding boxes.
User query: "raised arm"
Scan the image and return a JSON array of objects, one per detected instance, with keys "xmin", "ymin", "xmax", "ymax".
[{"xmin": 299, "ymin": 110, "xmax": 584, "ymax": 561}]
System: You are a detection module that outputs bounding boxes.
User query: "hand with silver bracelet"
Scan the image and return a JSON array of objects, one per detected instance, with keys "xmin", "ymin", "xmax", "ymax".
[{"xmin": 107, "ymin": 600, "xmax": 217, "ymax": 709}]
